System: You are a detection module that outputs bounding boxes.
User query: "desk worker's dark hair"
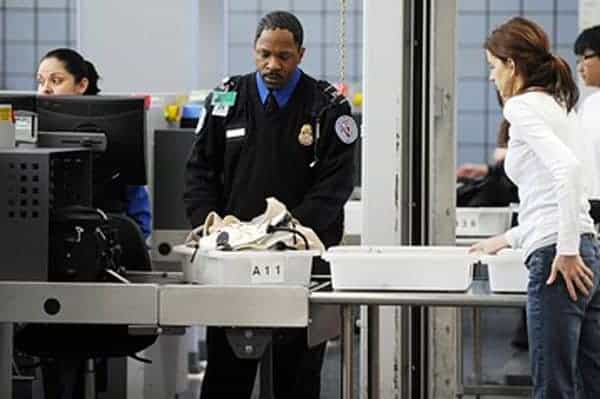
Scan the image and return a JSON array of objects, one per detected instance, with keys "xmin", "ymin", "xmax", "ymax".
[
  {"xmin": 485, "ymin": 17, "xmax": 578, "ymax": 112},
  {"xmin": 254, "ymin": 10, "xmax": 304, "ymax": 49},
  {"xmin": 41, "ymin": 48, "xmax": 101, "ymax": 95},
  {"xmin": 574, "ymin": 25, "xmax": 600, "ymax": 56}
]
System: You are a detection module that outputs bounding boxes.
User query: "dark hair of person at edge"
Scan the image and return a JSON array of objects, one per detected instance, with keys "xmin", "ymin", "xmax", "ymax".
[{"xmin": 574, "ymin": 24, "xmax": 600, "ymax": 57}]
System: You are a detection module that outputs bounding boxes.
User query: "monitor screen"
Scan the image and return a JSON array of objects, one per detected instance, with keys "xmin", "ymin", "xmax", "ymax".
[
  {"xmin": 153, "ymin": 128, "xmax": 197, "ymax": 230},
  {"xmin": 36, "ymin": 95, "xmax": 147, "ymax": 187},
  {"xmin": 0, "ymin": 93, "xmax": 36, "ymax": 111}
]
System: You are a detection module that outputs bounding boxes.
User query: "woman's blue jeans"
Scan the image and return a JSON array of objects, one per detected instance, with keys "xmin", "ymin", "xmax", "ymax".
[{"xmin": 526, "ymin": 234, "xmax": 600, "ymax": 398}]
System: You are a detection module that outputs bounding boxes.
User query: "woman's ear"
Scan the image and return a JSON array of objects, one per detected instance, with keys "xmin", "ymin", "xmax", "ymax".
[
  {"xmin": 506, "ymin": 58, "xmax": 523, "ymax": 96},
  {"xmin": 507, "ymin": 58, "xmax": 516, "ymax": 76},
  {"xmin": 76, "ymin": 77, "xmax": 90, "ymax": 95}
]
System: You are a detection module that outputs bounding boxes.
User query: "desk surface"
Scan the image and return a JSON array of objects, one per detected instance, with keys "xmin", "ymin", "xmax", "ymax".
[{"xmin": 309, "ymin": 280, "xmax": 527, "ymax": 307}]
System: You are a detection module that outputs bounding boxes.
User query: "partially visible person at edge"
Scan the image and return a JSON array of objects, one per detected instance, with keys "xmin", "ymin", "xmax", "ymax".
[
  {"xmin": 471, "ymin": 17, "xmax": 600, "ymax": 398},
  {"xmin": 37, "ymin": 48, "xmax": 151, "ymax": 239},
  {"xmin": 575, "ymin": 26, "xmax": 600, "ymax": 206},
  {"xmin": 184, "ymin": 10, "xmax": 356, "ymax": 399}
]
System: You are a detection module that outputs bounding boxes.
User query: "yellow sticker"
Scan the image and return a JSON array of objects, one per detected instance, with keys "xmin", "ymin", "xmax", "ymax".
[{"xmin": 0, "ymin": 106, "xmax": 11, "ymax": 122}]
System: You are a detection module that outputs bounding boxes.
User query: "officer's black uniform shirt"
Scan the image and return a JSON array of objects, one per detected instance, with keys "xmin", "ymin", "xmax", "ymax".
[{"xmin": 184, "ymin": 70, "xmax": 356, "ymax": 247}]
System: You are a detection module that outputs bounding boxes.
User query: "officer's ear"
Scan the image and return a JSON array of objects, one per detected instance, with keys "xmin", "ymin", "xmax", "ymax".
[{"xmin": 298, "ymin": 47, "xmax": 306, "ymax": 63}]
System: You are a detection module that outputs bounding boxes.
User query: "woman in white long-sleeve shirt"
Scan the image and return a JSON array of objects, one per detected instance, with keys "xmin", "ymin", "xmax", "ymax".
[{"xmin": 471, "ymin": 17, "xmax": 600, "ymax": 398}]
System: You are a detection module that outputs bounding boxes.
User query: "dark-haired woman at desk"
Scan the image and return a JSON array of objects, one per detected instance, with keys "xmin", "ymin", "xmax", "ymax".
[
  {"xmin": 33, "ymin": 48, "xmax": 152, "ymax": 399},
  {"xmin": 36, "ymin": 48, "xmax": 152, "ymax": 239}
]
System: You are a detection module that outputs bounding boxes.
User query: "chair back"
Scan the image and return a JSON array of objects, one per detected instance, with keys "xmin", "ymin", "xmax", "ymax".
[{"xmin": 107, "ymin": 213, "xmax": 151, "ymax": 271}]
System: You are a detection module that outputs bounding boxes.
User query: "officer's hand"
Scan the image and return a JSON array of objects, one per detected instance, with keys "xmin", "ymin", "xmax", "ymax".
[{"xmin": 547, "ymin": 254, "xmax": 594, "ymax": 301}]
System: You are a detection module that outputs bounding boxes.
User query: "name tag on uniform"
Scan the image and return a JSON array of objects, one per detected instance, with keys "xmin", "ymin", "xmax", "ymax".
[
  {"xmin": 211, "ymin": 91, "xmax": 237, "ymax": 107},
  {"xmin": 226, "ymin": 128, "xmax": 245, "ymax": 139},
  {"xmin": 211, "ymin": 90, "xmax": 237, "ymax": 117}
]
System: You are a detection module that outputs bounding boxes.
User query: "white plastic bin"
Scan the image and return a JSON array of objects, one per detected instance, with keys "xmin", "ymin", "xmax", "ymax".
[
  {"xmin": 481, "ymin": 249, "xmax": 528, "ymax": 293},
  {"xmin": 174, "ymin": 245, "xmax": 319, "ymax": 286},
  {"xmin": 323, "ymin": 246, "xmax": 476, "ymax": 291},
  {"xmin": 456, "ymin": 207, "xmax": 513, "ymax": 237}
]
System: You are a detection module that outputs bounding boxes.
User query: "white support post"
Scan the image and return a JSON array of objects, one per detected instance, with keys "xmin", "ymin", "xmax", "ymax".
[{"xmin": 362, "ymin": 0, "xmax": 406, "ymax": 397}]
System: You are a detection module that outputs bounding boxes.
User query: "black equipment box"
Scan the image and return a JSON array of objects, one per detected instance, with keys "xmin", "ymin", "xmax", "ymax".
[{"xmin": 0, "ymin": 148, "xmax": 92, "ymax": 281}]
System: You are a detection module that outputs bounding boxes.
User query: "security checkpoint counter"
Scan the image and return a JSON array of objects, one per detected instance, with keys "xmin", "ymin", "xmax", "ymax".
[{"xmin": 1, "ymin": 272, "xmax": 529, "ymax": 399}]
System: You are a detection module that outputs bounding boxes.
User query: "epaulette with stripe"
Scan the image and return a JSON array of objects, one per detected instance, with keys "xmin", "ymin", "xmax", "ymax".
[
  {"xmin": 218, "ymin": 75, "xmax": 241, "ymax": 91},
  {"xmin": 316, "ymin": 80, "xmax": 349, "ymax": 106}
]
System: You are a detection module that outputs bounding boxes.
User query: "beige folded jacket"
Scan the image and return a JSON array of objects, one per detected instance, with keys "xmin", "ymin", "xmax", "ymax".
[{"xmin": 184, "ymin": 197, "xmax": 324, "ymax": 252}]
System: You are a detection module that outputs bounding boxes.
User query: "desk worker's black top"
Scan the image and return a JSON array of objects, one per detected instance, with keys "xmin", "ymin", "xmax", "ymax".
[{"xmin": 183, "ymin": 70, "xmax": 357, "ymax": 247}]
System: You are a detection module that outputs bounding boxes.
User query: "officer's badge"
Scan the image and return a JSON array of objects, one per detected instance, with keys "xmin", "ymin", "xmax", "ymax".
[{"xmin": 298, "ymin": 123, "xmax": 314, "ymax": 146}]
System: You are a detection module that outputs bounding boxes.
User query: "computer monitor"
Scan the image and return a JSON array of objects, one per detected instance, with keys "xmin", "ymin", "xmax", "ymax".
[
  {"xmin": 0, "ymin": 93, "xmax": 36, "ymax": 112},
  {"xmin": 36, "ymin": 95, "xmax": 147, "ymax": 212},
  {"xmin": 0, "ymin": 93, "xmax": 37, "ymax": 143},
  {"xmin": 152, "ymin": 128, "xmax": 196, "ymax": 261}
]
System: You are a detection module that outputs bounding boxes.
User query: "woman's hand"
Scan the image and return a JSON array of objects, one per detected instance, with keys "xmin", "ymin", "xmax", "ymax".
[
  {"xmin": 457, "ymin": 163, "xmax": 489, "ymax": 179},
  {"xmin": 547, "ymin": 255, "xmax": 594, "ymax": 301},
  {"xmin": 469, "ymin": 234, "xmax": 510, "ymax": 255}
]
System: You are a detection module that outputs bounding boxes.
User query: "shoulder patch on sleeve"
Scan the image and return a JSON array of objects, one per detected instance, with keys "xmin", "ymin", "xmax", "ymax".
[{"xmin": 334, "ymin": 114, "xmax": 358, "ymax": 144}]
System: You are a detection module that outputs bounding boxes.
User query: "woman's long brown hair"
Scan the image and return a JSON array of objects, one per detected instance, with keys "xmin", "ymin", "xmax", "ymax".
[{"xmin": 484, "ymin": 17, "xmax": 578, "ymax": 112}]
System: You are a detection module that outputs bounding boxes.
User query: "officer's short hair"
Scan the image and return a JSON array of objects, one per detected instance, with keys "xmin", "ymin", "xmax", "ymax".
[
  {"xmin": 574, "ymin": 25, "xmax": 600, "ymax": 56},
  {"xmin": 255, "ymin": 10, "xmax": 304, "ymax": 49}
]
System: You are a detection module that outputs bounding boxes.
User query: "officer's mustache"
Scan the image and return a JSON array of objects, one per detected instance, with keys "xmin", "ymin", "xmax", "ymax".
[{"xmin": 263, "ymin": 72, "xmax": 283, "ymax": 80}]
